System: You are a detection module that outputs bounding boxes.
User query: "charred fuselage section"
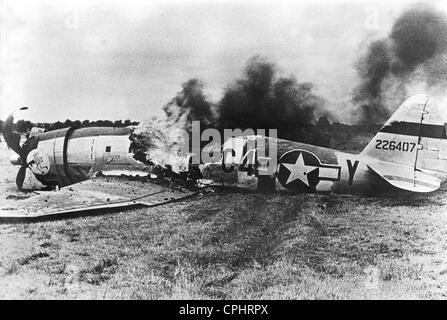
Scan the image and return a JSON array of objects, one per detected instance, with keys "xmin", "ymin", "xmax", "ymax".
[{"xmin": 2, "ymin": 113, "xmax": 201, "ymax": 190}]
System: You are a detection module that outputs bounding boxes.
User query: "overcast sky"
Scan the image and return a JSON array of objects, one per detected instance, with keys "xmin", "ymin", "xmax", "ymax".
[{"xmin": 1, "ymin": 0, "xmax": 445, "ymax": 123}]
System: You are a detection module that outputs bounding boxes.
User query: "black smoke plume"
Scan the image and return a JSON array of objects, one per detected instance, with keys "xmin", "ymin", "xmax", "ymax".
[
  {"xmin": 163, "ymin": 78, "xmax": 214, "ymax": 133},
  {"xmin": 354, "ymin": 5, "xmax": 447, "ymax": 124},
  {"xmin": 131, "ymin": 56, "xmax": 329, "ymax": 175},
  {"xmin": 218, "ymin": 55, "xmax": 325, "ymax": 141},
  {"xmin": 130, "ymin": 78, "xmax": 214, "ymax": 173}
]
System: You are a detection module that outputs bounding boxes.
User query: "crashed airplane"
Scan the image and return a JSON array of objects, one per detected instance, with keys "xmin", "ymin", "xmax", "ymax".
[
  {"xmin": 1, "ymin": 94, "xmax": 447, "ymax": 221},
  {"xmin": 202, "ymin": 94, "xmax": 447, "ymax": 194}
]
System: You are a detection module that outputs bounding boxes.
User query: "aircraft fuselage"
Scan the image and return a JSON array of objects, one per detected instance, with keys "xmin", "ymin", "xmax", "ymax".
[
  {"xmin": 199, "ymin": 136, "xmax": 447, "ymax": 194},
  {"xmin": 17, "ymin": 126, "xmax": 146, "ymax": 188}
]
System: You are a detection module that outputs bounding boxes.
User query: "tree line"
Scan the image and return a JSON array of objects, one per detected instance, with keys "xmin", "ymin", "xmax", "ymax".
[{"xmin": 0, "ymin": 119, "xmax": 139, "ymax": 134}]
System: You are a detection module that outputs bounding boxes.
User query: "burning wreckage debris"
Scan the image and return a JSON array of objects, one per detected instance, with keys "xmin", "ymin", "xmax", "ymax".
[
  {"xmin": 1, "ymin": 109, "xmax": 202, "ymax": 192},
  {"xmin": 128, "ymin": 117, "xmax": 202, "ymax": 189},
  {"xmin": 129, "ymin": 135, "xmax": 202, "ymax": 189},
  {"xmin": 127, "ymin": 88, "xmax": 211, "ymax": 188}
]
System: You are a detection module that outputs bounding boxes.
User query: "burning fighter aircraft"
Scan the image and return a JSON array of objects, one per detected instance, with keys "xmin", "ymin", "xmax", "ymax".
[
  {"xmin": 1, "ymin": 94, "xmax": 446, "ymax": 221},
  {"xmin": 3, "ymin": 109, "xmax": 149, "ymax": 191},
  {"xmin": 200, "ymin": 94, "xmax": 447, "ymax": 194}
]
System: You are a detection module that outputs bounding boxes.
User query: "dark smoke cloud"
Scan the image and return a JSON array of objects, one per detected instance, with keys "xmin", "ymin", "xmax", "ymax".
[
  {"xmin": 353, "ymin": 5, "xmax": 447, "ymax": 124},
  {"xmin": 218, "ymin": 55, "xmax": 325, "ymax": 140},
  {"xmin": 163, "ymin": 78, "xmax": 214, "ymax": 133},
  {"xmin": 353, "ymin": 40, "xmax": 392, "ymax": 124},
  {"xmin": 133, "ymin": 55, "xmax": 328, "ymax": 170},
  {"xmin": 391, "ymin": 8, "xmax": 447, "ymax": 73}
]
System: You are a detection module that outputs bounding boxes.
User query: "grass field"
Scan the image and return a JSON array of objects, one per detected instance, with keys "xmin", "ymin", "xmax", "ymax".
[{"xmin": 1, "ymin": 141, "xmax": 447, "ymax": 299}]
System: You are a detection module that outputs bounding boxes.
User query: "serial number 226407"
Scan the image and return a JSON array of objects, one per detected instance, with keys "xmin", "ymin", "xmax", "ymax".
[{"xmin": 375, "ymin": 139, "xmax": 416, "ymax": 152}]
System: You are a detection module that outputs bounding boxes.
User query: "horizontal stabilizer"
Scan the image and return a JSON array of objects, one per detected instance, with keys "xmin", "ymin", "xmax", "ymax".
[{"xmin": 367, "ymin": 162, "xmax": 440, "ymax": 193}]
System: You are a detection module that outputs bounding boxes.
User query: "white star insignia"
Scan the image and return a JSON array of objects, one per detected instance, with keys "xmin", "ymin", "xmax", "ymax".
[{"xmin": 282, "ymin": 153, "xmax": 318, "ymax": 186}]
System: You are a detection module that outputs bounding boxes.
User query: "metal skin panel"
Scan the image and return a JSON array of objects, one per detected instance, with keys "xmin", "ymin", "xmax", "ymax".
[
  {"xmin": 417, "ymin": 134, "xmax": 447, "ymax": 174},
  {"xmin": 70, "ymin": 127, "xmax": 133, "ymax": 139},
  {"xmin": 53, "ymin": 131, "xmax": 67, "ymax": 183},
  {"xmin": 363, "ymin": 132, "xmax": 419, "ymax": 167},
  {"xmin": 66, "ymin": 136, "xmax": 96, "ymax": 164},
  {"xmin": 362, "ymin": 94, "xmax": 447, "ymax": 169},
  {"xmin": 0, "ymin": 176, "xmax": 197, "ymax": 222},
  {"xmin": 28, "ymin": 127, "xmax": 144, "ymax": 188},
  {"xmin": 33, "ymin": 128, "xmax": 71, "ymax": 143},
  {"xmin": 331, "ymin": 153, "xmax": 387, "ymax": 194},
  {"xmin": 93, "ymin": 135, "xmax": 139, "ymax": 166}
]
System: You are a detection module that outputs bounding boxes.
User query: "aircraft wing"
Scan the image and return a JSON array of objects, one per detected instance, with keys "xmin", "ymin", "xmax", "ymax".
[
  {"xmin": 0, "ymin": 176, "xmax": 197, "ymax": 222},
  {"xmin": 367, "ymin": 162, "xmax": 441, "ymax": 193}
]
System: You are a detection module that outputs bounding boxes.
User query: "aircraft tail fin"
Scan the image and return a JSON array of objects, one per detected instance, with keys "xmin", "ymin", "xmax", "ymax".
[{"xmin": 361, "ymin": 94, "xmax": 447, "ymax": 174}]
